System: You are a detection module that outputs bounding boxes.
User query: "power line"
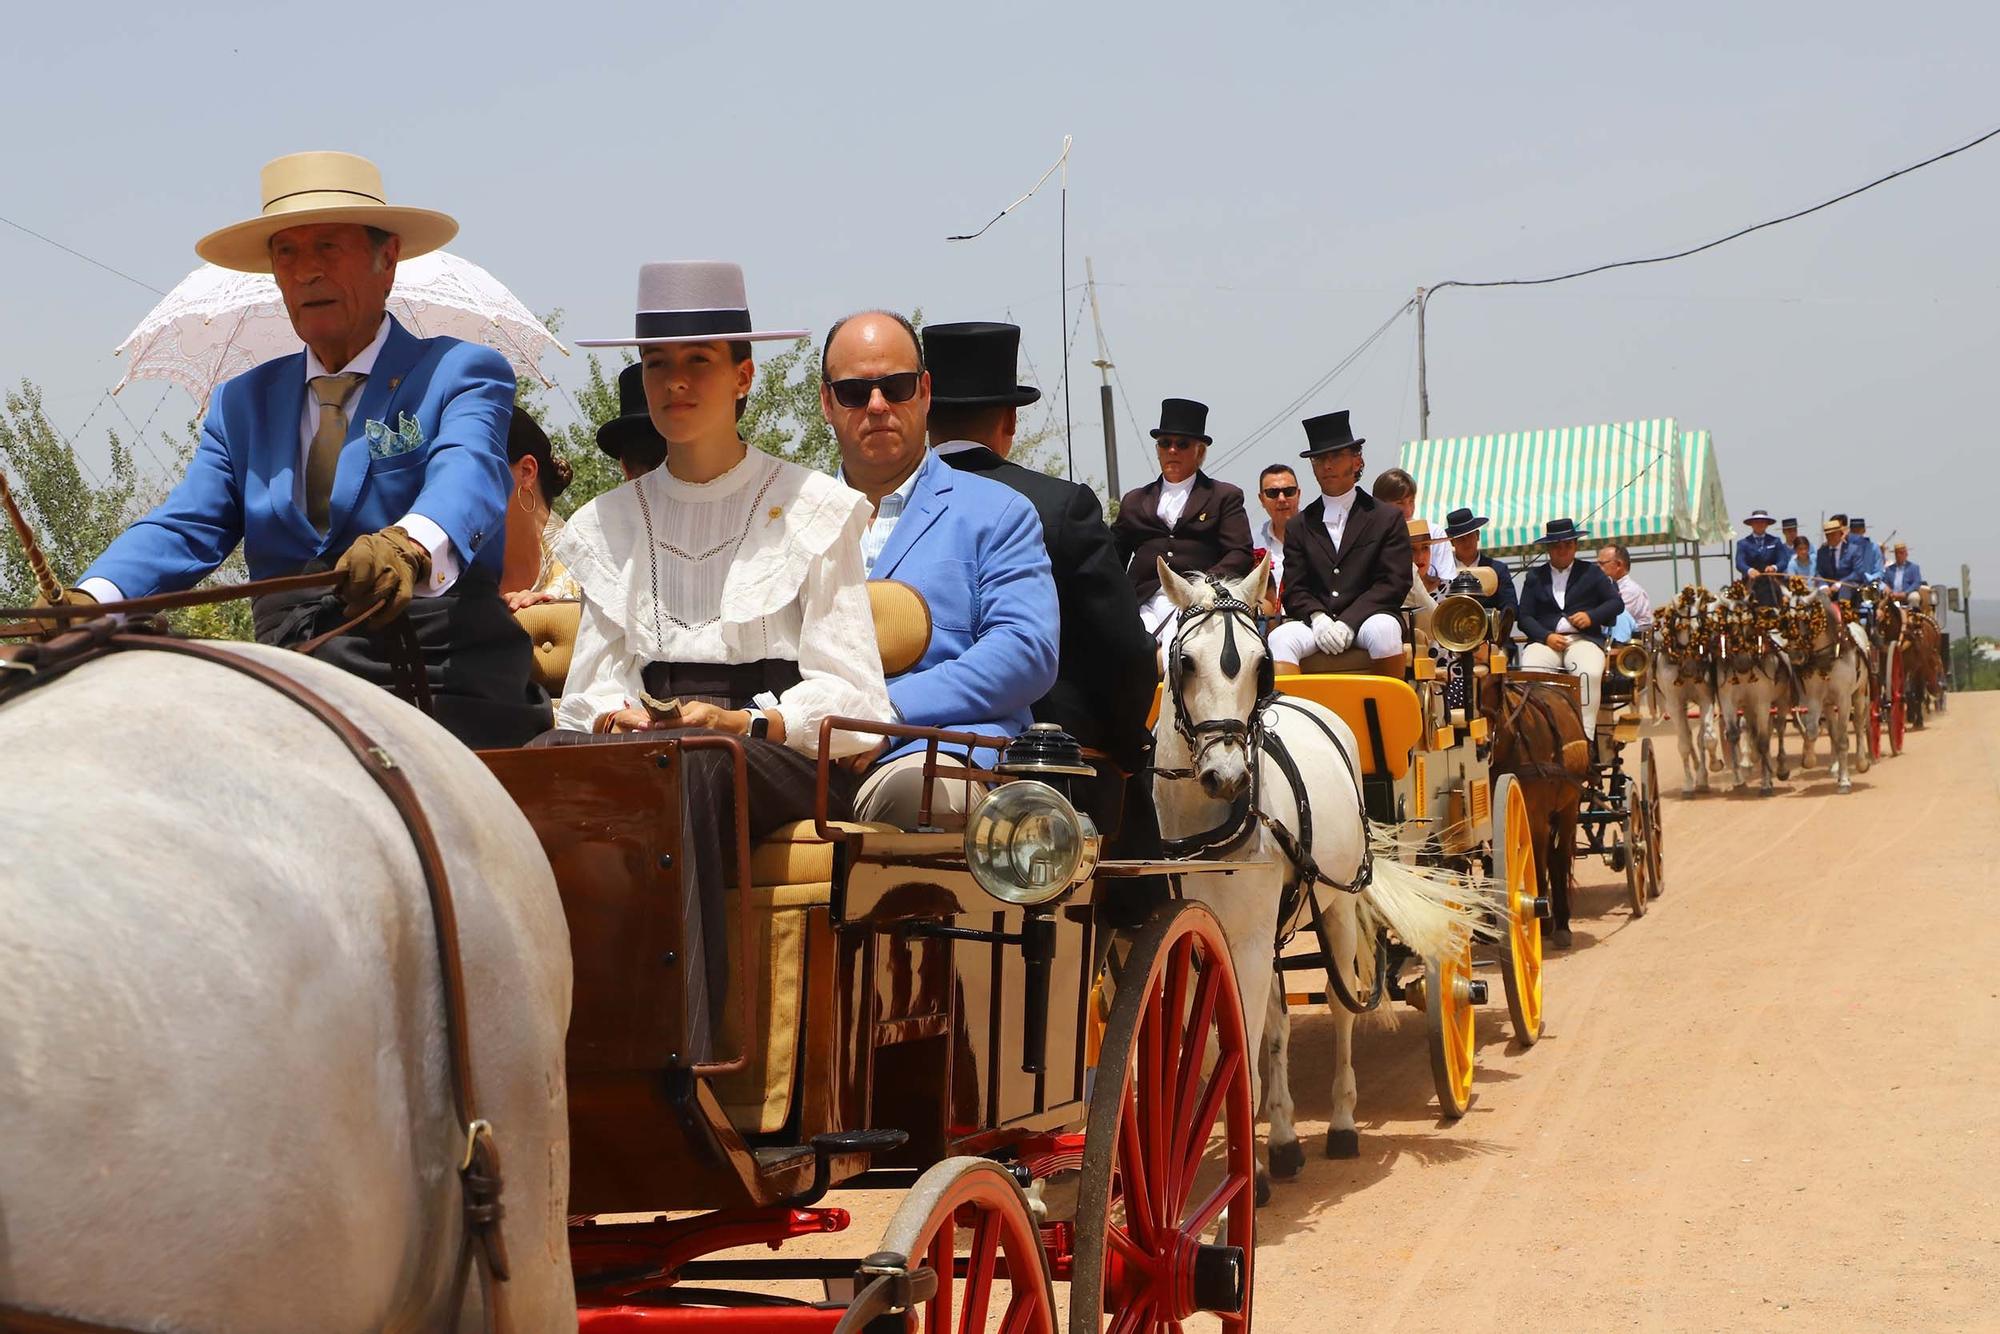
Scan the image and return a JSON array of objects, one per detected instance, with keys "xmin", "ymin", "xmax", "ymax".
[
  {"xmin": 0, "ymin": 213, "xmax": 165, "ymax": 296},
  {"xmin": 1208, "ymin": 299, "xmax": 1414, "ymax": 473},
  {"xmin": 1431, "ymin": 121, "xmax": 2000, "ymax": 295}
]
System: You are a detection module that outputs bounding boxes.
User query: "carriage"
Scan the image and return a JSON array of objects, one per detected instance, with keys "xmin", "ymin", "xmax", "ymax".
[
  {"xmin": 1263, "ymin": 567, "xmax": 1547, "ymax": 1122},
  {"xmin": 501, "ymin": 588, "xmax": 1264, "ymax": 1330},
  {"xmin": 1848, "ymin": 585, "xmax": 1908, "ymax": 761},
  {"xmin": 1575, "ymin": 641, "xmax": 1666, "ymax": 918}
]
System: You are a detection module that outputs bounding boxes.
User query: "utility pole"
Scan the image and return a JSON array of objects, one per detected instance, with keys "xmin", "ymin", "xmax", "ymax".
[
  {"xmin": 1961, "ymin": 564, "xmax": 1975, "ymax": 689},
  {"xmin": 1415, "ymin": 286, "xmax": 1431, "ymax": 441},
  {"xmin": 1085, "ymin": 257, "xmax": 1120, "ymax": 498}
]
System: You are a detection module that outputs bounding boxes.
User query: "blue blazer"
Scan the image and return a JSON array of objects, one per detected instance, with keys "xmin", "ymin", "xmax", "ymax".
[
  {"xmin": 868, "ymin": 450, "xmax": 1059, "ymax": 760},
  {"xmin": 84, "ymin": 317, "xmax": 515, "ymax": 597},
  {"xmin": 1883, "ymin": 560, "xmax": 1924, "ymax": 594},
  {"xmin": 1516, "ymin": 558, "xmax": 1624, "ymax": 646}
]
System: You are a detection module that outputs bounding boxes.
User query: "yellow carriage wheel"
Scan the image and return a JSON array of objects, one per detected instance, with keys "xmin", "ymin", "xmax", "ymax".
[
  {"xmin": 1423, "ymin": 944, "xmax": 1477, "ymax": 1119},
  {"xmin": 1492, "ymin": 773, "xmax": 1543, "ymax": 1046}
]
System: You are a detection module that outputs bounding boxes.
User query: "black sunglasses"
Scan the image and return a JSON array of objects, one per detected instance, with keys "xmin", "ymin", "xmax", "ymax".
[
  {"xmin": 1261, "ymin": 486, "xmax": 1299, "ymax": 499},
  {"xmin": 1156, "ymin": 439, "xmax": 1201, "ymax": 452},
  {"xmin": 828, "ymin": 373, "xmax": 922, "ymax": 409}
]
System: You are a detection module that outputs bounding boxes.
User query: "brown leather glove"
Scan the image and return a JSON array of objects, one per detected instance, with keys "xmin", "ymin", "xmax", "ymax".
[
  {"xmin": 26, "ymin": 586, "xmax": 97, "ymax": 633},
  {"xmin": 333, "ymin": 526, "xmax": 432, "ymax": 628}
]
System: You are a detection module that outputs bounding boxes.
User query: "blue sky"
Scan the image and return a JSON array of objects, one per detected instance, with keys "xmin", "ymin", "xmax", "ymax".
[{"xmin": 3, "ymin": 0, "xmax": 1995, "ymax": 602}]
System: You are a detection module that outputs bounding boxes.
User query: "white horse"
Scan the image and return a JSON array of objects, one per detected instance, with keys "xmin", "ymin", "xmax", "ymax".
[
  {"xmin": 1650, "ymin": 600, "xmax": 1725, "ymax": 797},
  {"xmin": 1784, "ymin": 587, "xmax": 1871, "ymax": 793},
  {"xmin": 1151, "ymin": 560, "xmax": 1486, "ymax": 1185},
  {"xmin": 0, "ymin": 640, "xmax": 575, "ymax": 1331},
  {"xmin": 1712, "ymin": 598, "xmax": 1793, "ymax": 795}
]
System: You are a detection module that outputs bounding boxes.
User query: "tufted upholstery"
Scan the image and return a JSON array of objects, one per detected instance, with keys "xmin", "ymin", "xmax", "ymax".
[{"xmin": 516, "ymin": 599, "xmax": 580, "ymax": 698}]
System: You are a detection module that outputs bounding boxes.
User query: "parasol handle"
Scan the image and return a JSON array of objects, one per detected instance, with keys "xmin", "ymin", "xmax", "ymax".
[{"xmin": 0, "ymin": 466, "xmax": 64, "ymax": 606}]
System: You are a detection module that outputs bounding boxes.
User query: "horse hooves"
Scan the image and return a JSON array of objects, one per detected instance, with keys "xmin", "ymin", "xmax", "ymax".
[
  {"xmin": 1550, "ymin": 927, "xmax": 1574, "ymax": 949},
  {"xmin": 1324, "ymin": 1128, "xmax": 1361, "ymax": 1160},
  {"xmin": 1255, "ymin": 1168, "xmax": 1272, "ymax": 1207},
  {"xmin": 1270, "ymin": 1138, "xmax": 1306, "ymax": 1180},
  {"xmin": 1837, "ymin": 780, "xmax": 1853, "ymax": 794},
  {"xmin": 1681, "ymin": 786, "xmax": 1696, "ymax": 799}
]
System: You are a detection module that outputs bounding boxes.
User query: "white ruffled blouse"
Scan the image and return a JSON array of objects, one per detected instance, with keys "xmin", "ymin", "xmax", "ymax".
[{"xmin": 551, "ymin": 448, "xmax": 891, "ymax": 755}]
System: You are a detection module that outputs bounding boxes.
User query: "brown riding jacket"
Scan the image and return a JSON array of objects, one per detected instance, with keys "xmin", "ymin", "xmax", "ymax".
[
  {"xmin": 1279, "ymin": 488, "xmax": 1413, "ymax": 629},
  {"xmin": 1113, "ymin": 471, "xmax": 1255, "ymax": 602}
]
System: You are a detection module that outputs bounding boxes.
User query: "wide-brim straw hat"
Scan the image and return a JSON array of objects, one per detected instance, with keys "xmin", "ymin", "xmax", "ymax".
[
  {"xmin": 1406, "ymin": 518, "xmax": 1433, "ymax": 541},
  {"xmin": 195, "ymin": 152, "xmax": 457, "ymax": 274},
  {"xmin": 577, "ymin": 261, "xmax": 806, "ymax": 347}
]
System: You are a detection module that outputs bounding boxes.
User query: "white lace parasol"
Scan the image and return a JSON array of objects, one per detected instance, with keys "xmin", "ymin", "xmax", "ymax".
[{"xmin": 114, "ymin": 251, "xmax": 565, "ymax": 410}]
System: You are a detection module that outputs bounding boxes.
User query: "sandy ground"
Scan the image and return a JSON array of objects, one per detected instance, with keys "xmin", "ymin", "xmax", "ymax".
[{"xmin": 1253, "ymin": 693, "xmax": 1999, "ymax": 1332}]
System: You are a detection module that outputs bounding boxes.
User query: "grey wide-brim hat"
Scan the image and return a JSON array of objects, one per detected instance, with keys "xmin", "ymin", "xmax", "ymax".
[{"xmin": 576, "ymin": 261, "xmax": 807, "ymax": 347}]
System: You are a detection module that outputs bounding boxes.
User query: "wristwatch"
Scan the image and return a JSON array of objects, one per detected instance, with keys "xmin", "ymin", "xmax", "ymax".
[{"xmin": 745, "ymin": 709, "xmax": 769, "ymax": 740}]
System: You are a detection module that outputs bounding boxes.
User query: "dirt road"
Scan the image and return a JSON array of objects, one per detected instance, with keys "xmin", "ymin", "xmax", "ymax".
[{"xmin": 1255, "ymin": 694, "xmax": 1999, "ymax": 1332}]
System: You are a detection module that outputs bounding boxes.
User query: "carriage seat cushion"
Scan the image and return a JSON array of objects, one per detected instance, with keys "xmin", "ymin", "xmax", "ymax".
[
  {"xmin": 1268, "ymin": 675, "xmax": 1423, "ymax": 779},
  {"xmin": 516, "ymin": 599, "xmax": 580, "ymax": 698},
  {"xmin": 751, "ymin": 819, "xmax": 896, "ymax": 887}
]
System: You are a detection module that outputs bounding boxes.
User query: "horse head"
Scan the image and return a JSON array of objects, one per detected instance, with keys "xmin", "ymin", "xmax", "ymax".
[{"xmin": 1159, "ymin": 554, "xmax": 1271, "ymax": 801}]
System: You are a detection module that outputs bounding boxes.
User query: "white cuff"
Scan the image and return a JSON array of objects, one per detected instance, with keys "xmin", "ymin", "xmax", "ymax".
[
  {"xmin": 397, "ymin": 513, "xmax": 460, "ymax": 596},
  {"xmin": 77, "ymin": 577, "xmax": 125, "ymax": 605}
]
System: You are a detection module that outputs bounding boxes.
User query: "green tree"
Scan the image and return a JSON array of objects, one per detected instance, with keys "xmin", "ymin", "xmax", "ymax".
[{"xmin": 0, "ymin": 381, "xmax": 143, "ymax": 604}]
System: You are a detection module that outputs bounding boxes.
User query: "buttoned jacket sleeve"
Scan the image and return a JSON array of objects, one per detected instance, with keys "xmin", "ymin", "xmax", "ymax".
[{"xmin": 403, "ymin": 341, "xmax": 515, "ymax": 571}]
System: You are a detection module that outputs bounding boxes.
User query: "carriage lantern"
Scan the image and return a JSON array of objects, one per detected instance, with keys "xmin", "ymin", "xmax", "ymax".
[
  {"xmin": 965, "ymin": 724, "xmax": 1100, "ymax": 908},
  {"xmin": 1432, "ymin": 570, "xmax": 1494, "ymax": 654}
]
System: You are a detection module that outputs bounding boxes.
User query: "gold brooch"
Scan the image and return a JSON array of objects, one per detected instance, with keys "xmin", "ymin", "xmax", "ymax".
[
  {"xmin": 768, "ymin": 506, "xmax": 783, "ymax": 520},
  {"xmin": 1198, "ymin": 512, "xmax": 1208, "ymax": 522}
]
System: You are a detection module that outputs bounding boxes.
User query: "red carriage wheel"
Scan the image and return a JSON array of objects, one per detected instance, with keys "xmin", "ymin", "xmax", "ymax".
[
  {"xmin": 1866, "ymin": 666, "xmax": 1883, "ymax": 762},
  {"xmin": 1888, "ymin": 645, "xmax": 1906, "ymax": 755},
  {"xmin": 834, "ymin": 1157, "xmax": 1057, "ymax": 1334},
  {"xmin": 1072, "ymin": 901, "xmax": 1255, "ymax": 1333}
]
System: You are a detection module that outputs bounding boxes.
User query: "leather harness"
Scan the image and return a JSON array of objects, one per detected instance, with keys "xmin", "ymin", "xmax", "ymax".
[{"xmin": 0, "ymin": 614, "xmax": 507, "ymax": 1334}]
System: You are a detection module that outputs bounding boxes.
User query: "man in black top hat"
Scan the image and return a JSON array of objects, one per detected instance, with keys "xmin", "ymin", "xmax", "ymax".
[
  {"xmin": 1112, "ymin": 398, "xmax": 1255, "ymax": 651},
  {"xmin": 595, "ymin": 362, "xmax": 670, "ymax": 479},
  {"xmin": 925, "ymin": 321, "xmax": 1157, "ymax": 780},
  {"xmin": 1266, "ymin": 410, "xmax": 1412, "ymax": 675},
  {"xmin": 1517, "ymin": 518, "xmax": 1623, "ymax": 740}
]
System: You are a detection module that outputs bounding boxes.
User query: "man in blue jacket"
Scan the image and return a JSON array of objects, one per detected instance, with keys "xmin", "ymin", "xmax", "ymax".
[
  {"xmin": 1735, "ymin": 508, "xmax": 1790, "ymax": 607},
  {"xmin": 69, "ymin": 152, "xmax": 547, "ymax": 747},
  {"xmin": 820, "ymin": 310, "xmax": 1058, "ymax": 829},
  {"xmin": 1883, "ymin": 542, "xmax": 1925, "ymax": 603},
  {"xmin": 1515, "ymin": 518, "xmax": 1625, "ymax": 740},
  {"xmin": 1845, "ymin": 517, "xmax": 1885, "ymax": 584},
  {"xmin": 1441, "ymin": 507, "xmax": 1518, "ymax": 620}
]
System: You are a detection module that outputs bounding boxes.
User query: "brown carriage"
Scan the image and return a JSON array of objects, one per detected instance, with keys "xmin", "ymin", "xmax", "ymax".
[{"xmin": 489, "ymin": 590, "xmax": 1263, "ymax": 1331}]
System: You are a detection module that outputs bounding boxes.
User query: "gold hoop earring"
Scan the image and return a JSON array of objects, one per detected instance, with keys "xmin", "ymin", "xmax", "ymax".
[{"xmin": 516, "ymin": 485, "xmax": 534, "ymax": 513}]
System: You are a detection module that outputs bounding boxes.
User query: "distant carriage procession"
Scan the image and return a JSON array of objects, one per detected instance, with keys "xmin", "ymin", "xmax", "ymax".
[{"xmin": 0, "ymin": 122, "xmax": 1983, "ymax": 1334}]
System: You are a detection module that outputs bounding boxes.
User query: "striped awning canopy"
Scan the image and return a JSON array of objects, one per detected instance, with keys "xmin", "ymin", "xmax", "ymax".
[{"xmin": 1399, "ymin": 418, "xmax": 1732, "ymax": 556}]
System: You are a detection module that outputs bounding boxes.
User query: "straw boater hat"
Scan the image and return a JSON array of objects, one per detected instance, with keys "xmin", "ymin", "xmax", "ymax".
[
  {"xmin": 577, "ymin": 261, "xmax": 806, "ymax": 347},
  {"xmin": 1406, "ymin": 518, "xmax": 1433, "ymax": 542},
  {"xmin": 195, "ymin": 151, "xmax": 458, "ymax": 274}
]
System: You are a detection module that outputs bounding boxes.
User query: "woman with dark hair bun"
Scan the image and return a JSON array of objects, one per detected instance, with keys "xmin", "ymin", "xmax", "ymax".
[{"xmin": 501, "ymin": 406, "xmax": 581, "ymax": 610}]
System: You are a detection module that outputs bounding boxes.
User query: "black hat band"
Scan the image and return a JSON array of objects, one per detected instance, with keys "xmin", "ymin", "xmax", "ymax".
[{"xmin": 634, "ymin": 308, "xmax": 754, "ymax": 340}]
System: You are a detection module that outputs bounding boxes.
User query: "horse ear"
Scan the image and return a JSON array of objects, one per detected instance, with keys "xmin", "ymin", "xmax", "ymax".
[
  {"xmin": 1231, "ymin": 554, "xmax": 1270, "ymax": 609},
  {"xmin": 1158, "ymin": 558, "xmax": 1200, "ymax": 609}
]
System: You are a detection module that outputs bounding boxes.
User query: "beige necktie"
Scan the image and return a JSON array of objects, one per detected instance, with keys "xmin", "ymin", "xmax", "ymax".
[{"xmin": 305, "ymin": 372, "xmax": 364, "ymax": 533}]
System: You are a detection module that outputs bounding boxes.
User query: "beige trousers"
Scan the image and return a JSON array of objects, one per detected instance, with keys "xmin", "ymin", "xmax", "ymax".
[
  {"xmin": 1517, "ymin": 639, "xmax": 1607, "ymax": 739},
  {"xmin": 854, "ymin": 751, "xmax": 984, "ymax": 831}
]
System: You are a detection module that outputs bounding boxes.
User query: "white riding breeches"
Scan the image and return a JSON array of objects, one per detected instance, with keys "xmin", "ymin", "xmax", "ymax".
[
  {"xmin": 1267, "ymin": 613, "xmax": 1404, "ymax": 665},
  {"xmin": 1518, "ymin": 639, "xmax": 1608, "ymax": 738}
]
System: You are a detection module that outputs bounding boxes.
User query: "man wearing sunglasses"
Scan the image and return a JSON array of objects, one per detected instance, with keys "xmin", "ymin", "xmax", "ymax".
[
  {"xmin": 1112, "ymin": 397, "xmax": 1255, "ymax": 650},
  {"xmin": 819, "ymin": 310, "xmax": 1058, "ymax": 831},
  {"xmin": 1255, "ymin": 463, "xmax": 1300, "ymax": 616}
]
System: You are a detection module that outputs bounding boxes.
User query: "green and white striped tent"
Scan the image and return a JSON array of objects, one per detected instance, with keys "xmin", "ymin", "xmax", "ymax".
[{"xmin": 1399, "ymin": 418, "xmax": 1733, "ymax": 558}]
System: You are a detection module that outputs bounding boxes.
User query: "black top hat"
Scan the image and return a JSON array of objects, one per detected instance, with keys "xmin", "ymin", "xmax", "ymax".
[
  {"xmin": 1781, "ymin": 517, "xmax": 1799, "ymax": 527},
  {"xmin": 1536, "ymin": 517, "xmax": 1589, "ymax": 545},
  {"xmin": 923, "ymin": 322, "xmax": 1042, "ymax": 408},
  {"xmin": 1442, "ymin": 507, "xmax": 1489, "ymax": 539},
  {"xmin": 1151, "ymin": 398, "xmax": 1212, "ymax": 444},
  {"xmin": 596, "ymin": 362, "xmax": 670, "ymax": 462},
  {"xmin": 1849, "ymin": 516, "xmax": 1868, "ymax": 529},
  {"xmin": 1299, "ymin": 409, "xmax": 1365, "ymax": 458}
]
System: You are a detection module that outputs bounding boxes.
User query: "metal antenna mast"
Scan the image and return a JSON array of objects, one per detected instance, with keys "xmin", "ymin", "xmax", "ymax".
[{"xmin": 1085, "ymin": 257, "xmax": 1120, "ymax": 497}]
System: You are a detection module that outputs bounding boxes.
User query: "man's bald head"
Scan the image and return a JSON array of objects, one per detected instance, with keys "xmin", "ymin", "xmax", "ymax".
[{"xmin": 820, "ymin": 310, "xmax": 933, "ymax": 503}]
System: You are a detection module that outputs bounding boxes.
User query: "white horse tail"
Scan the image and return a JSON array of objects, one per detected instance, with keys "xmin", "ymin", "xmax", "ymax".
[{"xmin": 1357, "ymin": 822, "xmax": 1504, "ymax": 957}]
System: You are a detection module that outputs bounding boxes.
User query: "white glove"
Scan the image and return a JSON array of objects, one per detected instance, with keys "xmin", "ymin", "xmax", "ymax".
[{"xmin": 1312, "ymin": 614, "xmax": 1354, "ymax": 656}]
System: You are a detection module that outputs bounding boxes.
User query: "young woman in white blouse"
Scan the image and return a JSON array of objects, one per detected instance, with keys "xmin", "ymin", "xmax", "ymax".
[{"xmin": 544, "ymin": 261, "xmax": 891, "ymax": 1058}]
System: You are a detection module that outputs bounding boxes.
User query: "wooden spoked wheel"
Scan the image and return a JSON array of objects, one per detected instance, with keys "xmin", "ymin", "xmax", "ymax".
[
  {"xmin": 1641, "ymin": 739, "xmax": 1664, "ymax": 900},
  {"xmin": 1072, "ymin": 901, "xmax": 1255, "ymax": 1333},
  {"xmin": 1621, "ymin": 761, "xmax": 1649, "ymax": 919},
  {"xmin": 1491, "ymin": 774, "xmax": 1542, "ymax": 1046},
  {"xmin": 1888, "ymin": 645, "xmax": 1906, "ymax": 755},
  {"xmin": 835, "ymin": 1157, "xmax": 1057, "ymax": 1334},
  {"xmin": 1422, "ymin": 945, "xmax": 1478, "ymax": 1118},
  {"xmin": 1866, "ymin": 662, "xmax": 1884, "ymax": 762}
]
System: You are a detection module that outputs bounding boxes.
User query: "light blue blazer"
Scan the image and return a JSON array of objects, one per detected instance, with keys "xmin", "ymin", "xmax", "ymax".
[
  {"xmin": 868, "ymin": 450, "xmax": 1059, "ymax": 761},
  {"xmin": 84, "ymin": 316, "xmax": 515, "ymax": 596}
]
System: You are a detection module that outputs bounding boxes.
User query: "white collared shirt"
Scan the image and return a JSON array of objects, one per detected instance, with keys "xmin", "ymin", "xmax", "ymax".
[
  {"xmin": 843, "ymin": 457, "xmax": 925, "ymax": 573},
  {"xmin": 1156, "ymin": 473, "xmax": 1197, "ymax": 529},
  {"xmin": 1320, "ymin": 486, "xmax": 1358, "ymax": 550},
  {"xmin": 79, "ymin": 314, "xmax": 456, "ymax": 603},
  {"xmin": 1550, "ymin": 561, "xmax": 1578, "ymax": 631},
  {"xmin": 1616, "ymin": 573, "xmax": 1653, "ymax": 628},
  {"xmin": 1256, "ymin": 517, "xmax": 1287, "ymax": 590}
]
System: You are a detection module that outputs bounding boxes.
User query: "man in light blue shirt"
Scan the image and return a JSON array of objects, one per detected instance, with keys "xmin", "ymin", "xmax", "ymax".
[{"xmin": 1882, "ymin": 542, "xmax": 1924, "ymax": 602}]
